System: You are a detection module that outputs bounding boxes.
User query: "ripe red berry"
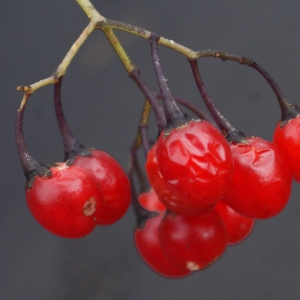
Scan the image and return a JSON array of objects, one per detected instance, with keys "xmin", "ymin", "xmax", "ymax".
[
  {"xmin": 146, "ymin": 143, "xmax": 215, "ymax": 216},
  {"xmin": 156, "ymin": 120, "xmax": 233, "ymax": 206},
  {"xmin": 273, "ymin": 115, "xmax": 300, "ymax": 182},
  {"xmin": 16, "ymin": 97, "xmax": 105, "ymax": 238},
  {"xmin": 215, "ymin": 200, "xmax": 255, "ymax": 244},
  {"xmin": 159, "ymin": 210, "xmax": 228, "ymax": 271},
  {"xmin": 53, "ymin": 78, "xmax": 131, "ymax": 225},
  {"xmin": 135, "ymin": 189, "xmax": 191, "ymax": 277},
  {"xmin": 26, "ymin": 162, "xmax": 104, "ymax": 238},
  {"xmin": 135, "ymin": 213, "xmax": 191, "ymax": 278},
  {"xmin": 70, "ymin": 150, "xmax": 131, "ymax": 225},
  {"xmin": 188, "ymin": 59, "xmax": 291, "ymax": 218},
  {"xmin": 222, "ymin": 137, "xmax": 292, "ymax": 219}
]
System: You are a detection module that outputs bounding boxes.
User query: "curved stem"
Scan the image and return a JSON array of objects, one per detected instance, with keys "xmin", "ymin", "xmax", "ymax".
[
  {"xmin": 133, "ymin": 99, "xmax": 153, "ymax": 162},
  {"xmin": 15, "ymin": 94, "xmax": 52, "ymax": 188},
  {"xmin": 130, "ymin": 69, "xmax": 166, "ymax": 133},
  {"xmin": 155, "ymin": 93, "xmax": 216, "ymax": 124},
  {"xmin": 17, "ymin": 21, "xmax": 96, "ymax": 95},
  {"xmin": 54, "ymin": 77, "xmax": 85, "ymax": 160},
  {"xmin": 149, "ymin": 34, "xmax": 186, "ymax": 127},
  {"xmin": 15, "ymin": 94, "xmax": 38, "ymax": 174},
  {"xmin": 129, "ymin": 108, "xmax": 159, "ymax": 228},
  {"xmin": 140, "ymin": 125, "xmax": 151, "ymax": 157},
  {"xmin": 98, "ymin": 16, "xmax": 297, "ymax": 121},
  {"xmin": 133, "ymin": 99, "xmax": 151, "ymax": 152},
  {"xmin": 18, "ymin": 0, "xmax": 291, "ymax": 121},
  {"xmin": 200, "ymin": 51, "xmax": 287, "ymax": 103},
  {"xmin": 251, "ymin": 62, "xmax": 300, "ymax": 121},
  {"xmin": 96, "ymin": 23, "xmax": 169, "ymax": 133},
  {"xmin": 189, "ymin": 59, "xmax": 247, "ymax": 143},
  {"xmin": 128, "ymin": 142, "xmax": 155, "ymax": 229},
  {"xmin": 195, "ymin": 50, "xmax": 300, "ymax": 121}
]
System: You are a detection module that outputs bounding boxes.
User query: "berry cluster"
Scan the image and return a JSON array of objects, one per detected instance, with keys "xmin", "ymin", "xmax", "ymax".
[
  {"xmin": 16, "ymin": 3, "xmax": 300, "ymax": 278},
  {"xmin": 16, "ymin": 78, "xmax": 131, "ymax": 238},
  {"xmin": 130, "ymin": 35, "xmax": 299, "ymax": 278}
]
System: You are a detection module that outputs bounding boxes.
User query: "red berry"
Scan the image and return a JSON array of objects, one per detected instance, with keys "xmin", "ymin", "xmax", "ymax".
[
  {"xmin": 156, "ymin": 120, "xmax": 233, "ymax": 206},
  {"xmin": 159, "ymin": 210, "xmax": 228, "ymax": 271},
  {"xmin": 146, "ymin": 143, "xmax": 215, "ymax": 216},
  {"xmin": 222, "ymin": 137, "xmax": 292, "ymax": 219},
  {"xmin": 136, "ymin": 189, "xmax": 190, "ymax": 277},
  {"xmin": 273, "ymin": 116, "xmax": 300, "ymax": 182},
  {"xmin": 215, "ymin": 200, "xmax": 254, "ymax": 244},
  {"xmin": 26, "ymin": 163, "xmax": 104, "ymax": 238},
  {"xmin": 71, "ymin": 150, "xmax": 131, "ymax": 225},
  {"xmin": 138, "ymin": 188, "xmax": 166, "ymax": 213},
  {"xmin": 135, "ymin": 213, "xmax": 191, "ymax": 278}
]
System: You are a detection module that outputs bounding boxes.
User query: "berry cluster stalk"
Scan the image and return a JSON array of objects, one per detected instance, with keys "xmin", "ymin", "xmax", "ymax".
[
  {"xmin": 149, "ymin": 34, "xmax": 187, "ymax": 131},
  {"xmin": 189, "ymin": 59, "xmax": 248, "ymax": 143}
]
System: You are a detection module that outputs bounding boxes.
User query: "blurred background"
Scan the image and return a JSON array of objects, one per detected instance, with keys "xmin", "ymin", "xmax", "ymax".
[{"xmin": 2, "ymin": 0, "xmax": 300, "ymax": 299}]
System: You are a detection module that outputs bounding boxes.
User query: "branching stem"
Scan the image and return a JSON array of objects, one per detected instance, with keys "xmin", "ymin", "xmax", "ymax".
[
  {"xmin": 17, "ymin": 20, "xmax": 97, "ymax": 108},
  {"xmin": 17, "ymin": 0, "xmax": 289, "ymax": 122}
]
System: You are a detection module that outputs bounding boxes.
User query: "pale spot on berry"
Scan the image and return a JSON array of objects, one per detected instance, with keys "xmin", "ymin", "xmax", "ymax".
[
  {"xmin": 187, "ymin": 261, "xmax": 200, "ymax": 271},
  {"xmin": 83, "ymin": 197, "xmax": 96, "ymax": 216},
  {"xmin": 55, "ymin": 163, "xmax": 69, "ymax": 171}
]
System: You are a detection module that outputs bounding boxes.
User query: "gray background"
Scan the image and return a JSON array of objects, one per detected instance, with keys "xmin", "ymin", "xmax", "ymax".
[{"xmin": 2, "ymin": 1, "xmax": 300, "ymax": 299}]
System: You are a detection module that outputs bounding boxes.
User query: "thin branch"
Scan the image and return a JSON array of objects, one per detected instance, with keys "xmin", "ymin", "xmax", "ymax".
[
  {"xmin": 105, "ymin": 18, "xmax": 198, "ymax": 59},
  {"xmin": 189, "ymin": 59, "xmax": 247, "ymax": 143},
  {"xmin": 76, "ymin": 0, "xmax": 105, "ymax": 21},
  {"xmin": 149, "ymin": 34, "xmax": 185, "ymax": 125},
  {"xmin": 17, "ymin": 20, "xmax": 96, "ymax": 98},
  {"xmin": 101, "ymin": 26, "xmax": 135, "ymax": 73},
  {"xmin": 130, "ymin": 69, "xmax": 166, "ymax": 133}
]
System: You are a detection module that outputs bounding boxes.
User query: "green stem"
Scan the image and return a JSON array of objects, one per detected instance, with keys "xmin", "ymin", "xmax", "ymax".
[
  {"xmin": 105, "ymin": 18, "xmax": 198, "ymax": 59},
  {"xmin": 17, "ymin": 20, "xmax": 96, "ymax": 98},
  {"xmin": 101, "ymin": 26, "xmax": 135, "ymax": 73},
  {"xmin": 76, "ymin": 0, "xmax": 105, "ymax": 21}
]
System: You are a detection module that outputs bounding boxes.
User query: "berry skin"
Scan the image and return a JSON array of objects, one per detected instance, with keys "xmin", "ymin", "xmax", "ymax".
[
  {"xmin": 215, "ymin": 200, "xmax": 255, "ymax": 244},
  {"xmin": 146, "ymin": 143, "xmax": 215, "ymax": 216},
  {"xmin": 26, "ymin": 163, "xmax": 104, "ymax": 238},
  {"xmin": 159, "ymin": 210, "xmax": 228, "ymax": 271},
  {"xmin": 273, "ymin": 116, "xmax": 300, "ymax": 182},
  {"xmin": 156, "ymin": 120, "xmax": 233, "ymax": 206},
  {"xmin": 222, "ymin": 137, "xmax": 292, "ymax": 219},
  {"xmin": 135, "ymin": 213, "xmax": 191, "ymax": 278},
  {"xmin": 135, "ymin": 189, "xmax": 191, "ymax": 278},
  {"xmin": 52, "ymin": 78, "xmax": 131, "ymax": 225},
  {"xmin": 71, "ymin": 150, "xmax": 131, "ymax": 225},
  {"xmin": 138, "ymin": 187, "xmax": 166, "ymax": 213}
]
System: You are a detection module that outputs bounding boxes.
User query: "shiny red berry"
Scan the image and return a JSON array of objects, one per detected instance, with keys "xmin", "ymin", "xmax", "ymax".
[
  {"xmin": 188, "ymin": 59, "xmax": 292, "ymax": 218},
  {"xmin": 52, "ymin": 78, "xmax": 131, "ymax": 225},
  {"xmin": 26, "ymin": 163, "xmax": 104, "ymax": 238},
  {"xmin": 135, "ymin": 189, "xmax": 191, "ymax": 277},
  {"xmin": 135, "ymin": 213, "xmax": 191, "ymax": 278},
  {"xmin": 273, "ymin": 115, "xmax": 300, "ymax": 182},
  {"xmin": 146, "ymin": 143, "xmax": 215, "ymax": 216},
  {"xmin": 159, "ymin": 210, "xmax": 228, "ymax": 271},
  {"xmin": 222, "ymin": 137, "xmax": 292, "ymax": 219},
  {"xmin": 71, "ymin": 150, "xmax": 131, "ymax": 225},
  {"xmin": 156, "ymin": 120, "xmax": 233, "ymax": 206},
  {"xmin": 215, "ymin": 200, "xmax": 255, "ymax": 244}
]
